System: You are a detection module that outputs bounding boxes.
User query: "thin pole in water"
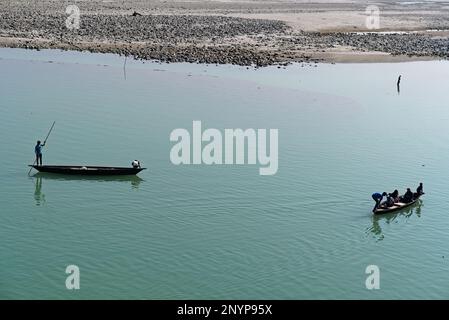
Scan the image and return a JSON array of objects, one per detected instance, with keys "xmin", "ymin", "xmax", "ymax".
[
  {"xmin": 123, "ymin": 56, "xmax": 127, "ymax": 80},
  {"xmin": 28, "ymin": 121, "xmax": 56, "ymax": 176}
]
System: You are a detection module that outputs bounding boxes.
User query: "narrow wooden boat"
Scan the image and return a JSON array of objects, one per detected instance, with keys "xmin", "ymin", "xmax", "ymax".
[
  {"xmin": 374, "ymin": 194, "xmax": 423, "ymax": 215},
  {"xmin": 29, "ymin": 165, "xmax": 146, "ymax": 176}
]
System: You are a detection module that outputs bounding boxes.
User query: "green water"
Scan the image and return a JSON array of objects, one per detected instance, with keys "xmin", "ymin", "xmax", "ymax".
[{"xmin": 1, "ymin": 48, "xmax": 449, "ymax": 299}]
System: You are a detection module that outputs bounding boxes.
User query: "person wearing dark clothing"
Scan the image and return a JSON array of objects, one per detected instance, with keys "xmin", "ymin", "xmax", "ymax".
[
  {"xmin": 414, "ymin": 182, "xmax": 424, "ymax": 198},
  {"xmin": 417, "ymin": 183, "xmax": 423, "ymax": 195},
  {"xmin": 34, "ymin": 140, "xmax": 45, "ymax": 166},
  {"xmin": 389, "ymin": 189, "xmax": 399, "ymax": 202},
  {"xmin": 385, "ymin": 195, "xmax": 395, "ymax": 207},
  {"xmin": 402, "ymin": 188, "xmax": 414, "ymax": 203},
  {"xmin": 372, "ymin": 192, "xmax": 387, "ymax": 212}
]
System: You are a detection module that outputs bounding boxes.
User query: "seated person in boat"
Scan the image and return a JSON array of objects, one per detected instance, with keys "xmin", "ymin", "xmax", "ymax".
[
  {"xmin": 414, "ymin": 182, "xmax": 424, "ymax": 198},
  {"xmin": 402, "ymin": 188, "xmax": 414, "ymax": 203},
  {"xmin": 372, "ymin": 192, "xmax": 387, "ymax": 212},
  {"xmin": 34, "ymin": 140, "xmax": 45, "ymax": 166},
  {"xmin": 132, "ymin": 160, "xmax": 141, "ymax": 169},
  {"xmin": 384, "ymin": 194, "xmax": 396, "ymax": 207},
  {"xmin": 389, "ymin": 189, "xmax": 400, "ymax": 202}
]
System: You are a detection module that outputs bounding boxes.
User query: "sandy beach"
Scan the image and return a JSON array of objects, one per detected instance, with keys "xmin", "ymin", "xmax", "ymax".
[{"xmin": 1, "ymin": 0, "xmax": 449, "ymax": 66}]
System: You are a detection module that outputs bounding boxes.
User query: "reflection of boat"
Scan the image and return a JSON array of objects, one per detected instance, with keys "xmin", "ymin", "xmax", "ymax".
[
  {"xmin": 367, "ymin": 201, "xmax": 423, "ymax": 241},
  {"xmin": 29, "ymin": 165, "xmax": 145, "ymax": 176},
  {"xmin": 32, "ymin": 172, "xmax": 144, "ymax": 184},
  {"xmin": 374, "ymin": 194, "xmax": 424, "ymax": 215}
]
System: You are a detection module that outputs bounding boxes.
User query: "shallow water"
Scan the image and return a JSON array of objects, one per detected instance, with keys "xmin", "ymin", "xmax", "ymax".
[{"xmin": 1, "ymin": 48, "xmax": 449, "ymax": 299}]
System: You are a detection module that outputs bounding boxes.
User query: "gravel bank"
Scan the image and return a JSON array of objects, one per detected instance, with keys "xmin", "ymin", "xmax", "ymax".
[{"xmin": 1, "ymin": 1, "xmax": 449, "ymax": 66}]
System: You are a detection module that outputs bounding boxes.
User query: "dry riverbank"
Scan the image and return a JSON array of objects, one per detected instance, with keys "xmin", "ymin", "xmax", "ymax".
[{"xmin": 1, "ymin": 0, "xmax": 449, "ymax": 66}]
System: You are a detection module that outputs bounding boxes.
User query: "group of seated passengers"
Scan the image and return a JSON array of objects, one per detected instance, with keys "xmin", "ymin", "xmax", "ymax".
[{"xmin": 384, "ymin": 183, "xmax": 424, "ymax": 208}]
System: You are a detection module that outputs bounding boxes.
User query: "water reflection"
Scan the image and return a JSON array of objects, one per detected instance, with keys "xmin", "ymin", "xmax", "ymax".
[
  {"xmin": 32, "ymin": 172, "xmax": 144, "ymax": 190},
  {"xmin": 34, "ymin": 176, "xmax": 46, "ymax": 206},
  {"xmin": 366, "ymin": 200, "xmax": 423, "ymax": 241}
]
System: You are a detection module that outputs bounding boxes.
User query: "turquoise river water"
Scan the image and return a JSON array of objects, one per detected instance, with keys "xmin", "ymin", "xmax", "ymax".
[{"xmin": 1, "ymin": 48, "xmax": 449, "ymax": 299}]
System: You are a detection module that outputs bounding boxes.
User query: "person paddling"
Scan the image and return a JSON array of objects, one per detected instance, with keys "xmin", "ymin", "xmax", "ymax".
[
  {"xmin": 372, "ymin": 192, "xmax": 387, "ymax": 212},
  {"xmin": 35, "ymin": 140, "xmax": 45, "ymax": 166},
  {"xmin": 385, "ymin": 194, "xmax": 395, "ymax": 207}
]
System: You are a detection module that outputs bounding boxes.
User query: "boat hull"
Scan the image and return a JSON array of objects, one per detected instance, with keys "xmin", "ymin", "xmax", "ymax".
[
  {"xmin": 374, "ymin": 195, "xmax": 423, "ymax": 215},
  {"xmin": 29, "ymin": 165, "xmax": 145, "ymax": 176}
]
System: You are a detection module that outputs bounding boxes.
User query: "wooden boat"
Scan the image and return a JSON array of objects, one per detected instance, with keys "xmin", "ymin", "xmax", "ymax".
[
  {"xmin": 374, "ymin": 194, "xmax": 424, "ymax": 215},
  {"xmin": 29, "ymin": 165, "xmax": 145, "ymax": 176}
]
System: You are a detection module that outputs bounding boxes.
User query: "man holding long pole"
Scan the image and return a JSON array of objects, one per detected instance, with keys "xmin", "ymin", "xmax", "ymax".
[
  {"xmin": 28, "ymin": 121, "xmax": 56, "ymax": 175},
  {"xmin": 34, "ymin": 140, "xmax": 45, "ymax": 166}
]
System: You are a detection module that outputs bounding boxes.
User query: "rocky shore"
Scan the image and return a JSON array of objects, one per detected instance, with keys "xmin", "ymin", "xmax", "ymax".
[{"xmin": 1, "ymin": 0, "xmax": 449, "ymax": 66}]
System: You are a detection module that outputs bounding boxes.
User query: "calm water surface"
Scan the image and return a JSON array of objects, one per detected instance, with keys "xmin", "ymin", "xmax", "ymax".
[{"xmin": 1, "ymin": 48, "xmax": 449, "ymax": 299}]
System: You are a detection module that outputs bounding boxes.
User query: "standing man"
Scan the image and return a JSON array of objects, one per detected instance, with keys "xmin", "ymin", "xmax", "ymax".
[{"xmin": 35, "ymin": 140, "xmax": 45, "ymax": 166}]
